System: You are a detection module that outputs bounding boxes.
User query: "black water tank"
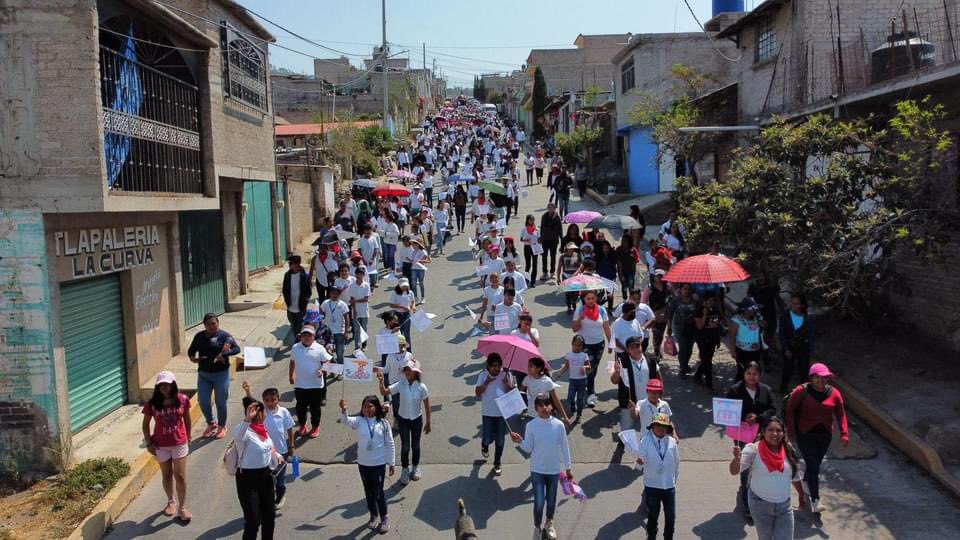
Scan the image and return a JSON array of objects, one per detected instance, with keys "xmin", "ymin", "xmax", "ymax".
[{"xmin": 871, "ymin": 31, "xmax": 936, "ymax": 83}]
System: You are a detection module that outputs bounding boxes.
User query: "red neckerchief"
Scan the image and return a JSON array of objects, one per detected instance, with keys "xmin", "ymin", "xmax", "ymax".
[
  {"xmin": 526, "ymin": 225, "xmax": 537, "ymax": 236},
  {"xmin": 319, "ymin": 252, "xmax": 328, "ymax": 263},
  {"xmin": 583, "ymin": 303, "xmax": 600, "ymax": 321},
  {"xmin": 478, "ymin": 196, "xmax": 485, "ymax": 205},
  {"xmin": 758, "ymin": 440, "xmax": 786, "ymax": 473},
  {"xmin": 249, "ymin": 422, "xmax": 269, "ymax": 442}
]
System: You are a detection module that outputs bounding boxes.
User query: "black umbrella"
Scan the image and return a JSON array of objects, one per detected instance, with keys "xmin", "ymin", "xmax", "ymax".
[
  {"xmin": 586, "ymin": 214, "xmax": 642, "ymax": 232},
  {"xmin": 312, "ymin": 229, "xmax": 357, "ymax": 246}
]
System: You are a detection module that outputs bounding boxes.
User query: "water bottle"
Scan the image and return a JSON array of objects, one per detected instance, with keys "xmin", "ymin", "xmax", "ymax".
[{"xmin": 291, "ymin": 455, "xmax": 300, "ymax": 479}]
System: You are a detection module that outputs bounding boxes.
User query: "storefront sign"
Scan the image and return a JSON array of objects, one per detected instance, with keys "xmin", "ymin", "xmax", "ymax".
[{"xmin": 54, "ymin": 226, "xmax": 161, "ymax": 279}]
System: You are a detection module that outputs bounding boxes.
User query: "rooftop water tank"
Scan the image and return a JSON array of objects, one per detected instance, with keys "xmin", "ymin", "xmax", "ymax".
[
  {"xmin": 713, "ymin": 0, "xmax": 745, "ymax": 17},
  {"xmin": 871, "ymin": 31, "xmax": 936, "ymax": 83}
]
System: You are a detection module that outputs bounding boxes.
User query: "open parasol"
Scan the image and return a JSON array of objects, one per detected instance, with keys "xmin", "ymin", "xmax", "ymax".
[{"xmin": 663, "ymin": 254, "xmax": 750, "ymax": 284}]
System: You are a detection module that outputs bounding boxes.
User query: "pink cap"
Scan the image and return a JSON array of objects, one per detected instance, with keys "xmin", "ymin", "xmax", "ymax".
[
  {"xmin": 155, "ymin": 370, "xmax": 176, "ymax": 385},
  {"xmin": 808, "ymin": 362, "xmax": 833, "ymax": 378}
]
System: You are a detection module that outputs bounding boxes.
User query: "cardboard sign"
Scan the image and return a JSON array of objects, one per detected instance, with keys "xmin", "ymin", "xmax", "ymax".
[
  {"xmin": 712, "ymin": 398, "xmax": 743, "ymax": 427},
  {"xmin": 242, "ymin": 347, "xmax": 268, "ymax": 368},
  {"xmin": 725, "ymin": 422, "xmax": 760, "ymax": 443},
  {"xmin": 494, "ymin": 313, "xmax": 511, "ymax": 331},
  {"xmin": 343, "ymin": 357, "xmax": 374, "ymax": 381},
  {"xmin": 531, "ymin": 243, "xmax": 544, "ymax": 256},
  {"xmin": 322, "ymin": 361, "xmax": 344, "ymax": 375},
  {"xmin": 376, "ymin": 333, "xmax": 400, "ymax": 354},
  {"xmin": 494, "ymin": 388, "xmax": 526, "ymax": 419}
]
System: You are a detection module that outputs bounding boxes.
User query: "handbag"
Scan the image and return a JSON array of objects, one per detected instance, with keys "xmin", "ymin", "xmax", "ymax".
[
  {"xmin": 223, "ymin": 437, "xmax": 245, "ymax": 476},
  {"xmin": 663, "ymin": 335, "xmax": 678, "ymax": 356}
]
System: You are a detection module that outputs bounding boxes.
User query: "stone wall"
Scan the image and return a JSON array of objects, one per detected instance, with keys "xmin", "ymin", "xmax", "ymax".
[{"xmin": 889, "ymin": 244, "xmax": 960, "ymax": 352}]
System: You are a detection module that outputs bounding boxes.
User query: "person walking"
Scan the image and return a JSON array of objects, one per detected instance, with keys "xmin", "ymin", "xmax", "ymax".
[
  {"xmin": 377, "ymin": 361, "xmax": 431, "ymax": 485},
  {"xmin": 642, "ymin": 270, "xmax": 672, "ymax": 358},
  {"xmin": 725, "ymin": 360, "xmax": 777, "ymax": 520},
  {"xmin": 611, "ymin": 336, "xmax": 661, "ymax": 433},
  {"xmin": 188, "ymin": 314, "xmax": 240, "ymax": 439},
  {"xmin": 409, "ymin": 236, "xmax": 431, "ymax": 304},
  {"xmin": 475, "ymin": 353, "xmax": 515, "ymax": 476},
  {"xmin": 730, "ymin": 416, "xmax": 805, "ymax": 539},
  {"xmin": 665, "ymin": 283, "xmax": 699, "ymax": 378},
  {"xmin": 729, "ymin": 297, "xmax": 766, "ymax": 382},
  {"xmin": 693, "ymin": 291, "xmax": 725, "ymax": 390},
  {"xmin": 350, "ymin": 267, "xmax": 372, "ymax": 351},
  {"xmin": 339, "ymin": 396, "xmax": 395, "ymax": 533},
  {"xmin": 233, "ymin": 400, "xmax": 284, "ymax": 540},
  {"xmin": 289, "ymin": 325, "xmax": 331, "ymax": 438},
  {"xmin": 453, "ymin": 185, "xmax": 468, "ymax": 233},
  {"xmin": 310, "ymin": 243, "xmax": 340, "ymax": 301},
  {"xmin": 241, "ymin": 384, "xmax": 296, "ymax": 510},
  {"xmin": 539, "ymin": 203, "xmax": 563, "ymax": 283},
  {"xmin": 572, "ymin": 290, "xmax": 612, "ymax": 407},
  {"xmin": 635, "ymin": 413, "xmax": 680, "ymax": 540},
  {"xmin": 509, "ymin": 395, "xmax": 574, "ymax": 540},
  {"xmin": 778, "ymin": 293, "xmax": 815, "ymax": 393},
  {"xmin": 320, "ymin": 286, "xmax": 350, "ymax": 367},
  {"xmin": 520, "ymin": 214, "xmax": 541, "ymax": 285},
  {"xmin": 282, "ymin": 255, "xmax": 311, "ymax": 340},
  {"xmin": 786, "ymin": 363, "xmax": 849, "ymax": 513},
  {"xmin": 389, "ymin": 278, "xmax": 417, "ymax": 351},
  {"xmin": 554, "ymin": 335, "xmax": 590, "ymax": 423},
  {"xmin": 142, "ymin": 371, "xmax": 192, "ymax": 522}
]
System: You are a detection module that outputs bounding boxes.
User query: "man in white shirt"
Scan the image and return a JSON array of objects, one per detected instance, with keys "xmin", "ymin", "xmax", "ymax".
[
  {"xmin": 516, "ymin": 127, "xmax": 526, "ymax": 145},
  {"xmin": 636, "ymin": 413, "xmax": 680, "ymax": 540},
  {"xmin": 611, "ymin": 302, "xmax": 645, "ymax": 357}
]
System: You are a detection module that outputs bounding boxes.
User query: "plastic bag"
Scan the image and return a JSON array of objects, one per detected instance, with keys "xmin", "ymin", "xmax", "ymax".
[
  {"xmin": 663, "ymin": 335, "xmax": 678, "ymax": 356},
  {"xmin": 559, "ymin": 471, "xmax": 586, "ymax": 502}
]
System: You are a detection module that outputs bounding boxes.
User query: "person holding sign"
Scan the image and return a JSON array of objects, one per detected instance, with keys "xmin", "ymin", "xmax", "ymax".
[
  {"xmin": 233, "ymin": 400, "xmax": 285, "ymax": 540},
  {"xmin": 490, "ymin": 288, "xmax": 523, "ymax": 335},
  {"xmin": 389, "ymin": 278, "xmax": 417, "ymax": 352},
  {"xmin": 509, "ymin": 395, "xmax": 574, "ymax": 540},
  {"xmin": 479, "ymin": 272, "xmax": 504, "ymax": 328},
  {"xmin": 377, "ymin": 361, "xmax": 431, "ymax": 485},
  {"xmin": 382, "ymin": 335, "xmax": 413, "ymax": 421},
  {"xmin": 339, "ymin": 396, "xmax": 395, "ymax": 534},
  {"xmin": 289, "ymin": 325, "xmax": 332, "ymax": 438},
  {"xmin": 611, "ymin": 336, "xmax": 661, "ymax": 433},
  {"xmin": 729, "ymin": 416, "xmax": 805, "ymax": 539},
  {"xmin": 573, "ymin": 290, "xmax": 613, "ymax": 408},
  {"xmin": 521, "ymin": 357, "xmax": 571, "ymax": 427},
  {"xmin": 725, "ymin": 360, "xmax": 777, "ymax": 519},
  {"xmin": 636, "ymin": 413, "xmax": 680, "ymax": 540},
  {"xmin": 474, "ymin": 353, "xmax": 515, "ymax": 476}
]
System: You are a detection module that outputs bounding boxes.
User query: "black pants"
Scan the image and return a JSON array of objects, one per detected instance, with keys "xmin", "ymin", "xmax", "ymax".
[
  {"xmin": 358, "ymin": 464, "xmax": 388, "ymax": 518},
  {"xmin": 294, "ymin": 387, "xmax": 323, "ymax": 428},
  {"xmin": 398, "ymin": 415, "xmax": 423, "ymax": 468},
  {"xmin": 525, "ymin": 169, "xmax": 533, "ymax": 184},
  {"xmin": 797, "ymin": 430, "xmax": 832, "ymax": 501},
  {"xmin": 236, "ymin": 468, "xmax": 275, "ymax": 540},
  {"xmin": 535, "ymin": 168, "xmax": 543, "ymax": 182},
  {"xmin": 541, "ymin": 242, "xmax": 557, "ymax": 277},
  {"xmin": 455, "ymin": 207, "xmax": 466, "ymax": 232},
  {"xmin": 780, "ymin": 347, "xmax": 810, "ymax": 392},
  {"xmin": 577, "ymin": 180, "xmax": 587, "ymax": 198},
  {"xmin": 644, "ymin": 486, "xmax": 676, "ymax": 540},
  {"xmin": 315, "ymin": 281, "xmax": 328, "ymax": 301},
  {"xmin": 523, "ymin": 246, "xmax": 539, "ymax": 283},
  {"xmin": 287, "ymin": 310, "xmax": 304, "ymax": 338},
  {"xmin": 695, "ymin": 334, "xmax": 720, "ymax": 389}
]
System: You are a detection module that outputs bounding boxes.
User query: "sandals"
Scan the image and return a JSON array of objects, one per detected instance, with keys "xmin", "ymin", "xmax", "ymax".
[
  {"xmin": 163, "ymin": 500, "xmax": 177, "ymax": 517},
  {"xmin": 178, "ymin": 507, "xmax": 193, "ymax": 522}
]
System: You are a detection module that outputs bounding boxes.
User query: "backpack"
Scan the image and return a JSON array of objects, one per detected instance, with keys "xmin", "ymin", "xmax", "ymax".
[{"xmin": 781, "ymin": 384, "xmax": 809, "ymax": 438}]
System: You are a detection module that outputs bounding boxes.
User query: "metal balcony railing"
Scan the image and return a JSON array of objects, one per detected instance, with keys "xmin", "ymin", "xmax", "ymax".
[{"xmin": 100, "ymin": 44, "xmax": 204, "ymax": 194}]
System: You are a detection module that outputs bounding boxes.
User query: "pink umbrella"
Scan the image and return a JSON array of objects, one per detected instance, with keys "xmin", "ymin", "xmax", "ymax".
[
  {"xmin": 388, "ymin": 170, "xmax": 415, "ymax": 180},
  {"xmin": 476, "ymin": 335, "xmax": 543, "ymax": 372},
  {"xmin": 563, "ymin": 210, "xmax": 603, "ymax": 225}
]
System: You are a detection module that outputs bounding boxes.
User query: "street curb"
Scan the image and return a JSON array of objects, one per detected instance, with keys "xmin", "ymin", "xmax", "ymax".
[
  {"xmin": 67, "ymin": 394, "xmax": 204, "ymax": 540},
  {"xmin": 722, "ymin": 297, "xmax": 960, "ymax": 500}
]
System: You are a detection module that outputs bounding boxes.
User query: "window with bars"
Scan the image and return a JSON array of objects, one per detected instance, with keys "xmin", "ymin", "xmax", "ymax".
[
  {"xmin": 755, "ymin": 17, "xmax": 778, "ymax": 63},
  {"xmin": 621, "ymin": 57, "xmax": 635, "ymax": 94},
  {"xmin": 221, "ymin": 22, "xmax": 268, "ymax": 113}
]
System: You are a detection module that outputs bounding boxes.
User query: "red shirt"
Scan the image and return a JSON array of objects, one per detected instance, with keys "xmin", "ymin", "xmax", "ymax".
[
  {"xmin": 786, "ymin": 385, "xmax": 849, "ymax": 441},
  {"xmin": 143, "ymin": 393, "xmax": 191, "ymax": 447}
]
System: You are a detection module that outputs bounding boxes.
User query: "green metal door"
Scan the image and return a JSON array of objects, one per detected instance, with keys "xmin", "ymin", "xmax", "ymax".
[
  {"xmin": 60, "ymin": 274, "xmax": 127, "ymax": 431},
  {"xmin": 276, "ymin": 181, "xmax": 290, "ymax": 258},
  {"xmin": 179, "ymin": 211, "xmax": 226, "ymax": 328},
  {"xmin": 244, "ymin": 181, "xmax": 276, "ymax": 271}
]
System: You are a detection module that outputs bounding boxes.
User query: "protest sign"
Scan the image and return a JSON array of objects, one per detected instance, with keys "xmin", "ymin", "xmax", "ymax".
[
  {"xmin": 712, "ymin": 398, "xmax": 743, "ymax": 427},
  {"xmin": 242, "ymin": 347, "xmax": 268, "ymax": 369},
  {"xmin": 494, "ymin": 313, "xmax": 510, "ymax": 331},
  {"xmin": 725, "ymin": 422, "xmax": 760, "ymax": 443},
  {"xmin": 376, "ymin": 333, "xmax": 400, "ymax": 354},
  {"xmin": 343, "ymin": 357, "xmax": 374, "ymax": 381},
  {"xmin": 322, "ymin": 361, "xmax": 344, "ymax": 375},
  {"xmin": 531, "ymin": 243, "xmax": 544, "ymax": 256},
  {"xmin": 494, "ymin": 388, "xmax": 526, "ymax": 419},
  {"xmin": 617, "ymin": 429, "xmax": 642, "ymax": 455},
  {"xmin": 412, "ymin": 310, "xmax": 436, "ymax": 333}
]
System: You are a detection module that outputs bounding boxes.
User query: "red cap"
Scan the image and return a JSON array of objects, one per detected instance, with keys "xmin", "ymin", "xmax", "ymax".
[{"xmin": 646, "ymin": 379, "xmax": 664, "ymax": 392}]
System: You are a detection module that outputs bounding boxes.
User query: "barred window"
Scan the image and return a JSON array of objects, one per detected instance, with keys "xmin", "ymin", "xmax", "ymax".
[
  {"xmin": 621, "ymin": 57, "xmax": 635, "ymax": 94},
  {"xmin": 221, "ymin": 22, "xmax": 268, "ymax": 113},
  {"xmin": 755, "ymin": 17, "xmax": 777, "ymax": 63}
]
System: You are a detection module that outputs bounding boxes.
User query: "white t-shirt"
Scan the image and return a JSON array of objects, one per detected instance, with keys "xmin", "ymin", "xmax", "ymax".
[
  {"xmin": 494, "ymin": 302, "xmax": 523, "ymax": 335},
  {"xmin": 510, "ymin": 327, "xmax": 540, "ymax": 344},
  {"xmin": 264, "ymin": 407, "xmax": 296, "ymax": 454},
  {"xmin": 288, "ymin": 273, "xmax": 301, "ymax": 314},
  {"xmin": 334, "ymin": 276, "xmax": 355, "ymax": 295},
  {"xmin": 483, "ymin": 285, "xmax": 504, "ymax": 316},
  {"xmin": 411, "ymin": 248, "xmax": 429, "ymax": 271},
  {"xmin": 520, "ymin": 227, "xmax": 539, "ymax": 246},
  {"xmin": 611, "ymin": 317, "xmax": 644, "ymax": 353},
  {"xmin": 320, "ymin": 299, "xmax": 350, "ymax": 334},
  {"xmin": 388, "ymin": 379, "xmax": 430, "ymax": 420},
  {"xmin": 382, "ymin": 223, "xmax": 400, "ymax": 245},
  {"xmin": 565, "ymin": 351, "xmax": 590, "ymax": 380},
  {"xmin": 389, "ymin": 290, "xmax": 415, "ymax": 312},
  {"xmin": 573, "ymin": 305, "xmax": 610, "ymax": 345},
  {"xmin": 349, "ymin": 281, "xmax": 372, "ymax": 318},
  {"xmin": 524, "ymin": 375, "xmax": 559, "ymax": 417},
  {"xmin": 358, "ymin": 236, "xmax": 381, "ymax": 266},
  {"xmin": 635, "ymin": 398, "xmax": 672, "ymax": 439},
  {"xmin": 384, "ymin": 350, "xmax": 413, "ymax": 383},
  {"xmin": 739, "ymin": 442, "xmax": 802, "ymax": 503},
  {"xmin": 292, "ymin": 341, "xmax": 331, "ymax": 389},
  {"xmin": 476, "ymin": 370, "xmax": 512, "ymax": 417}
]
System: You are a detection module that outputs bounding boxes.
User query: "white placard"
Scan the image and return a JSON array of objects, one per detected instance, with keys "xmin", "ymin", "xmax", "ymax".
[
  {"xmin": 322, "ymin": 361, "xmax": 343, "ymax": 375},
  {"xmin": 354, "ymin": 349, "xmax": 368, "ymax": 361},
  {"xmin": 531, "ymin": 243, "xmax": 544, "ymax": 256},
  {"xmin": 366, "ymin": 264, "xmax": 377, "ymax": 274},
  {"xmin": 343, "ymin": 357, "xmax": 374, "ymax": 381},
  {"xmin": 494, "ymin": 388, "xmax": 527, "ymax": 419},
  {"xmin": 384, "ymin": 273, "xmax": 398, "ymax": 282},
  {"xmin": 618, "ymin": 429, "xmax": 642, "ymax": 455},
  {"xmin": 242, "ymin": 347, "xmax": 268, "ymax": 368},
  {"xmin": 494, "ymin": 313, "xmax": 511, "ymax": 331},
  {"xmin": 712, "ymin": 398, "xmax": 743, "ymax": 427},
  {"xmin": 521, "ymin": 190, "xmax": 529, "ymax": 199},
  {"xmin": 467, "ymin": 307, "xmax": 479, "ymax": 321},
  {"xmin": 357, "ymin": 325, "xmax": 369, "ymax": 345},
  {"xmin": 411, "ymin": 310, "xmax": 436, "ymax": 333},
  {"xmin": 475, "ymin": 264, "xmax": 491, "ymax": 277},
  {"xmin": 497, "ymin": 219, "xmax": 507, "ymax": 231},
  {"xmin": 468, "ymin": 237, "xmax": 477, "ymax": 247},
  {"xmin": 376, "ymin": 333, "xmax": 400, "ymax": 354}
]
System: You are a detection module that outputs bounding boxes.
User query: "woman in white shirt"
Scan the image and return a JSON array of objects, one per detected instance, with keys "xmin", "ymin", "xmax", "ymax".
[
  {"xmin": 409, "ymin": 236, "xmax": 431, "ymax": 304},
  {"xmin": 730, "ymin": 417, "xmax": 805, "ymax": 538},
  {"xmin": 376, "ymin": 362, "xmax": 431, "ymax": 485},
  {"xmin": 434, "ymin": 200, "xmax": 450, "ymax": 255},
  {"xmin": 289, "ymin": 325, "xmax": 331, "ymax": 437},
  {"xmin": 389, "ymin": 278, "xmax": 417, "ymax": 352},
  {"xmin": 233, "ymin": 400, "xmax": 284, "ymax": 540},
  {"xmin": 572, "ymin": 290, "xmax": 613, "ymax": 407},
  {"xmin": 510, "ymin": 314, "xmax": 540, "ymax": 348},
  {"xmin": 474, "ymin": 353, "xmax": 514, "ymax": 476},
  {"xmin": 509, "ymin": 395, "xmax": 574, "ymax": 540},
  {"xmin": 339, "ymin": 396, "xmax": 395, "ymax": 534}
]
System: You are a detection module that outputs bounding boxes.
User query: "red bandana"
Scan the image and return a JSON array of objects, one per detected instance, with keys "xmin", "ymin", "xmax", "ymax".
[
  {"xmin": 526, "ymin": 225, "xmax": 537, "ymax": 235},
  {"xmin": 758, "ymin": 440, "xmax": 786, "ymax": 473},
  {"xmin": 249, "ymin": 422, "xmax": 269, "ymax": 442},
  {"xmin": 583, "ymin": 303, "xmax": 600, "ymax": 321}
]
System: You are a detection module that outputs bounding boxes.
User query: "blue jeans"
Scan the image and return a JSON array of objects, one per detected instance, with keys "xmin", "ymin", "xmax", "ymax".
[
  {"xmin": 397, "ymin": 311, "xmax": 412, "ymax": 352},
  {"xmin": 411, "ymin": 268, "xmax": 426, "ymax": 300},
  {"xmin": 644, "ymin": 486, "xmax": 676, "ymax": 539},
  {"xmin": 672, "ymin": 323, "xmax": 696, "ymax": 373},
  {"xmin": 481, "ymin": 415, "xmax": 507, "ymax": 467},
  {"xmin": 383, "ymin": 243, "xmax": 397, "ymax": 272},
  {"xmin": 333, "ymin": 333, "xmax": 346, "ymax": 364},
  {"xmin": 567, "ymin": 378, "xmax": 587, "ymax": 416},
  {"xmin": 353, "ymin": 317, "xmax": 368, "ymax": 349},
  {"xmin": 748, "ymin": 490, "xmax": 794, "ymax": 540},
  {"xmin": 531, "ymin": 472, "xmax": 559, "ymax": 527},
  {"xmin": 435, "ymin": 228, "xmax": 447, "ymax": 253},
  {"xmin": 583, "ymin": 342, "xmax": 605, "ymax": 396},
  {"xmin": 197, "ymin": 369, "xmax": 230, "ymax": 426},
  {"xmin": 274, "ymin": 460, "xmax": 288, "ymax": 502}
]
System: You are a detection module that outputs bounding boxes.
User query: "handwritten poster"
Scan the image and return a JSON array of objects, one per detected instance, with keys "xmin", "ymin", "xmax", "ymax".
[
  {"xmin": 494, "ymin": 388, "xmax": 526, "ymax": 419},
  {"xmin": 531, "ymin": 243, "xmax": 544, "ymax": 256},
  {"xmin": 321, "ymin": 361, "xmax": 343, "ymax": 375},
  {"xmin": 494, "ymin": 313, "xmax": 511, "ymax": 331},
  {"xmin": 343, "ymin": 357, "xmax": 374, "ymax": 381},
  {"xmin": 712, "ymin": 398, "xmax": 743, "ymax": 427},
  {"xmin": 376, "ymin": 333, "xmax": 400, "ymax": 354},
  {"xmin": 243, "ymin": 347, "xmax": 268, "ymax": 369}
]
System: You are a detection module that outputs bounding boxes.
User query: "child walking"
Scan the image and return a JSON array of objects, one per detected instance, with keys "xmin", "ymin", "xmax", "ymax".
[
  {"xmin": 554, "ymin": 335, "xmax": 590, "ymax": 423},
  {"xmin": 636, "ymin": 413, "xmax": 680, "ymax": 540},
  {"xmin": 242, "ymin": 383, "xmax": 296, "ymax": 509},
  {"xmin": 474, "ymin": 353, "xmax": 515, "ymax": 476}
]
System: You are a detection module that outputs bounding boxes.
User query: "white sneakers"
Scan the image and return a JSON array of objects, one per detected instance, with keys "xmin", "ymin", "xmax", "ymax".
[
  {"xmin": 411, "ymin": 466, "xmax": 422, "ymax": 481},
  {"xmin": 400, "ymin": 468, "xmax": 410, "ymax": 484}
]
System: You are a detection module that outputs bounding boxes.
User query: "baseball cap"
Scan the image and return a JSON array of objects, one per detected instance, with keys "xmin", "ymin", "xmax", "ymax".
[{"xmin": 155, "ymin": 371, "xmax": 176, "ymax": 385}]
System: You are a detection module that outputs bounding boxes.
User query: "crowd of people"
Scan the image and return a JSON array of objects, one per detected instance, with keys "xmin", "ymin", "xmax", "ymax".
[{"xmin": 139, "ymin": 98, "xmax": 850, "ymax": 540}]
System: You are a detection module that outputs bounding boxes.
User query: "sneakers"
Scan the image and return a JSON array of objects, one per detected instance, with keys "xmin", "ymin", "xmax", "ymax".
[
  {"xmin": 367, "ymin": 516, "xmax": 379, "ymax": 530},
  {"xmin": 410, "ymin": 466, "xmax": 422, "ymax": 481},
  {"xmin": 494, "ymin": 465, "xmax": 502, "ymax": 476},
  {"xmin": 544, "ymin": 522, "xmax": 558, "ymax": 539},
  {"xmin": 378, "ymin": 516, "xmax": 390, "ymax": 534},
  {"xmin": 586, "ymin": 394, "xmax": 598, "ymax": 407},
  {"xmin": 298, "ymin": 424, "xmax": 308, "ymax": 437},
  {"xmin": 215, "ymin": 426, "xmax": 227, "ymax": 439},
  {"xmin": 275, "ymin": 495, "xmax": 286, "ymax": 510},
  {"xmin": 202, "ymin": 424, "xmax": 218, "ymax": 438},
  {"xmin": 481, "ymin": 446, "xmax": 489, "ymax": 459},
  {"xmin": 309, "ymin": 426, "xmax": 321, "ymax": 439},
  {"xmin": 399, "ymin": 468, "xmax": 410, "ymax": 485},
  {"xmin": 532, "ymin": 526, "xmax": 541, "ymax": 540},
  {"xmin": 811, "ymin": 497, "xmax": 826, "ymax": 513}
]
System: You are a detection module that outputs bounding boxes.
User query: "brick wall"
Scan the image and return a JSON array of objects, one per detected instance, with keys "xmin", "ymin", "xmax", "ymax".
[{"xmin": 889, "ymin": 245, "xmax": 960, "ymax": 352}]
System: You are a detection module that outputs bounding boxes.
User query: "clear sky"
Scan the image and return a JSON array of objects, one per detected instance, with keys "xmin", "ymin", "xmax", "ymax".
[{"xmin": 239, "ymin": 0, "xmax": 757, "ymax": 87}]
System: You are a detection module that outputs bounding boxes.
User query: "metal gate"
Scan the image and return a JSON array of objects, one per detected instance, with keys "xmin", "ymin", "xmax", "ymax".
[
  {"xmin": 179, "ymin": 211, "xmax": 226, "ymax": 328},
  {"xmin": 276, "ymin": 181, "xmax": 290, "ymax": 259},
  {"xmin": 244, "ymin": 181, "xmax": 276, "ymax": 271},
  {"xmin": 60, "ymin": 274, "xmax": 127, "ymax": 431}
]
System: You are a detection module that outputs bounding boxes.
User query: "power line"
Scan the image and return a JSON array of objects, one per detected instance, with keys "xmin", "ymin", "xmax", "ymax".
[
  {"xmin": 98, "ymin": 26, "xmax": 210, "ymax": 52},
  {"xmin": 680, "ymin": 0, "xmax": 743, "ymax": 62},
  {"xmin": 239, "ymin": 5, "xmax": 369, "ymax": 59}
]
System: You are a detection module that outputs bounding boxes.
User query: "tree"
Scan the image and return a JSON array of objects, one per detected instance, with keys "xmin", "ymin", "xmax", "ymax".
[
  {"xmin": 629, "ymin": 64, "xmax": 722, "ymax": 185},
  {"xmin": 675, "ymin": 97, "xmax": 957, "ymax": 319},
  {"xmin": 487, "ymin": 90, "xmax": 504, "ymax": 105},
  {"xmin": 476, "ymin": 79, "xmax": 487, "ymax": 102},
  {"xmin": 532, "ymin": 67, "xmax": 548, "ymax": 139},
  {"xmin": 555, "ymin": 125, "xmax": 603, "ymax": 181}
]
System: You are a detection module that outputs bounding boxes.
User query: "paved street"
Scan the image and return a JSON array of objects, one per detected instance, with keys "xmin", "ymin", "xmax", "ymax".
[{"xmin": 108, "ymin": 184, "xmax": 960, "ymax": 539}]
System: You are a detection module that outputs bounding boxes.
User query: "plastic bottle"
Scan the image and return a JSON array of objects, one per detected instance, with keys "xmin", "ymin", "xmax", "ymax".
[{"xmin": 291, "ymin": 455, "xmax": 300, "ymax": 479}]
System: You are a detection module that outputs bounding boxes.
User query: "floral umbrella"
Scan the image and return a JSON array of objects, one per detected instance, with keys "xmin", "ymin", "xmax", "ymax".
[
  {"xmin": 557, "ymin": 274, "xmax": 619, "ymax": 294},
  {"xmin": 563, "ymin": 210, "xmax": 603, "ymax": 225},
  {"xmin": 387, "ymin": 170, "xmax": 416, "ymax": 180}
]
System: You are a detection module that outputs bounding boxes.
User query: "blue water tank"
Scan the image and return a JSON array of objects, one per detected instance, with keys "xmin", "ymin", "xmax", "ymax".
[{"xmin": 713, "ymin": 0, "xmax": 745, "ymax": 17}]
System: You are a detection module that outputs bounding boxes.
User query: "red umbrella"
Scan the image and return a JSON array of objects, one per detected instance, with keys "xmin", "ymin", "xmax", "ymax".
[
  {"xmin": 372, "ymin": 183, "xmax": 411, "ymax": 197},
  {"xmin": 476, "ymin": 335, "xmax": 543, "ymax": 372},
  {"xmin": 663, "ymin": 254, "xmax": 750, "ymax": 284}
]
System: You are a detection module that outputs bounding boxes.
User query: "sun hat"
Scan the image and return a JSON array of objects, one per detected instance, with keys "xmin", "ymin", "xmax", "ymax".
[
  {"xmin": 564, "ymin": 242, "xmax": 579, "ymax": 250},
  {"xmin": 409, "ymin": 236, "xmax": 425, "ymax": 248},
  {"xmin": 155, "ymin": 371, "xmax": 176, "ymax": 385},
  {"xmin": 398, "ymin": 277, "xmax": 411, "ymax": 288},
  {"xmin": 809, "ymin": 362, "xmax": 833, "ymax": 378},
  {"xmin": 300, "ymin": 325, "xmax": 316, "ymax": 335},
  {"xmin": 402, "ymin": 359, "xmax": 423, "ymax": 374},
  {"xmin": 646, "ymin": 379, "xmax": 664, "ymax": 392},
  {"xmin": 648, "ymin": 412, "xmax": 674, "ymax": 432},
  {"xmin": 397, "ymin": 335, "xmax": 407, "ymax": 346}
]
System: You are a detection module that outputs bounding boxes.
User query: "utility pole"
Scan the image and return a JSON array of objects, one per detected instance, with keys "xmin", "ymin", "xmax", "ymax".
[{"xmin": 381, "ymin": 0, "xmax": 388, "ymax": 132}]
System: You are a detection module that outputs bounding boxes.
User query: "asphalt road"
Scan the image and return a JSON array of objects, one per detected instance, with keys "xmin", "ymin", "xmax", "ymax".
[{"xmin": 108, "ymin": 177, "xmax": 960, "ymax": 539}]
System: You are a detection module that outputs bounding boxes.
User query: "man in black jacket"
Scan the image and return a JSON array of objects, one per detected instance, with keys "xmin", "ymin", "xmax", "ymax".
[
  {"xmin": 539, "ymin": 202, "xmax": 562, "ymax": 282},
  {"xmin": 282, "ymin": 255, "xmax": 312, "ymax": 340}
]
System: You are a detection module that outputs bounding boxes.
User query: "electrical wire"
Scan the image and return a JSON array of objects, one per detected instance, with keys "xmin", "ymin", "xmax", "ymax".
[
  {"xmin": 680, "ymin": 0, "xmax": 744, "ymax": 62},
  {"xmin": 98, "ymin": 26, "xmax": 211, "ymax": 52},
  {"xmin": 239, "ymin": 4, "xmax": 368, "ymax": 58}
]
